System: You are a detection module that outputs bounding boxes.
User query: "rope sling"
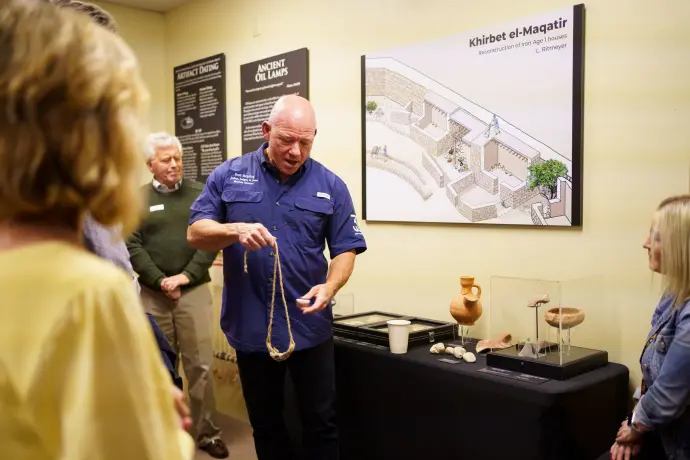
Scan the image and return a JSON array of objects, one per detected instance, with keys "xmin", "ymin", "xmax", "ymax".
[{"xmin": 243, "ymin": 240, "xmax": 296, "ymax": 361}]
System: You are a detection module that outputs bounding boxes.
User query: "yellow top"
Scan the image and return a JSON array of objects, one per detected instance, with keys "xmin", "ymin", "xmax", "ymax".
[{"xmin": 0, "ymin": 241, "xmax": 194, "ymax": 460}]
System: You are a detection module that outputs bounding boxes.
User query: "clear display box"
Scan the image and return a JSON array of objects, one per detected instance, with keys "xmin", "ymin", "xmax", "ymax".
[
  {"xmin": 484, "ymin": 275, "xmax": 614, "ymax": 380},
  {"xmin": 332, "ymin": 292, "xmax": 355, "ymax": 318}
]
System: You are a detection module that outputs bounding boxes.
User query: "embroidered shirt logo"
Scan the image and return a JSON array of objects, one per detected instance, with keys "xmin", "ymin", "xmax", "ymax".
[
  {"xmin": 316, "ymin": 192, "xmax": 331, "ymax": 200},
  {"xmin": 351, "ymin": 214, "xmax": 362, "ymax": 234}
]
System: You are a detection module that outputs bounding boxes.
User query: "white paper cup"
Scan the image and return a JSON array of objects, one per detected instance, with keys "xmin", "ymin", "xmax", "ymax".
[{"xmin": 387, "ymin": 320, "xmax": 411, "ymax": 354}]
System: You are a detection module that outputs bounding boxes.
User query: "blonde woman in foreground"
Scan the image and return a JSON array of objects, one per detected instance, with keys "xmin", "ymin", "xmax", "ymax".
[
  {"xmin": 0, "ymin": 2, "xmax": 194, "ymax": 459},
  {"xmin": 609, "ymin": 195, "xmax": 690, "ymax": 460}
]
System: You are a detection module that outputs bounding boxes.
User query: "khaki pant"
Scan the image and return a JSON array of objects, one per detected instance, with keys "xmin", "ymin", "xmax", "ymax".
[{"xmin": 141, "ymin": 284, "xmax": 221, "ymax": 444}]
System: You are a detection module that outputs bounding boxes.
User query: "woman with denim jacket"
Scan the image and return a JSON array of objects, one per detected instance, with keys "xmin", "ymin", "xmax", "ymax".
[{"xmin": 610, "ymin": 195, "xmax": 690, "ymax": 460}]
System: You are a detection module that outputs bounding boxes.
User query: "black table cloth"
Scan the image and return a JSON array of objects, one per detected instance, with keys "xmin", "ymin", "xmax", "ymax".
[{"xmin": 284, "ymin": 338, "xmax": 630, "ymax": 460}]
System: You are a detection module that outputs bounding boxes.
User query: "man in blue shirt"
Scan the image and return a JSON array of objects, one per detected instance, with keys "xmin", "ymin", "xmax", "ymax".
[{"xmin": 187, "ymin": 95, "xmax": 367, "ymax": 460}]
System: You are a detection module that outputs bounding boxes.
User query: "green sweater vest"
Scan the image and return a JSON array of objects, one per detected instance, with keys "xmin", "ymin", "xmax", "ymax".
[{"xmin": 126, "ymin": 180, "xmax": 217, "ymax": 291}]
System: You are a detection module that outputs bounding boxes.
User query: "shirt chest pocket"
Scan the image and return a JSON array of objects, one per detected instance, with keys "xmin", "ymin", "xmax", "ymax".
[
  {"xmin": 650, "ymin": 333, "xmax": 674, "ymax": 376},
  {"xmin": 655, "ymin": 334, "xmax": 673, "ymax": 354},
  {"xmin": 222, "ymin": 190, "xmax": 264, "ymax": 223},
  {"xmin": 292, "ymin": 197, "xmax": 334, "ymax": 243}
]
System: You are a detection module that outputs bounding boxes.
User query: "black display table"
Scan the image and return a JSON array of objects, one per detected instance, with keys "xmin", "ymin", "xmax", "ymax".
[{"xmin": 285, "ymin": 338, "xmax": 629, "ymax": 460}]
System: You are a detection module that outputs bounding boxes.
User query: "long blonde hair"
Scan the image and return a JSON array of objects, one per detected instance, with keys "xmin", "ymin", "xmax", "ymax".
[
  {"xmin": 0, "ymin": 0, "xmax": 149, "ymax": 236},
  {"xmin": 655, "ymin": 195, "xmax": 690, "ymax": 308}
]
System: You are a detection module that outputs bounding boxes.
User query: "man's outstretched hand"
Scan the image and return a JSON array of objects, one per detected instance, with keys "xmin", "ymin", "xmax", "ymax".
[{"xmin": 298, "ymin": 283, "xmax": 336, "ymax": 314}]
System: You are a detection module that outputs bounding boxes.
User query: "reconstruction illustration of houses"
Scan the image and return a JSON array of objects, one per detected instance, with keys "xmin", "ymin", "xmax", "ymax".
[{"xmin": 363, "ymin": 56, "xmax": 574, "ymax": 226}]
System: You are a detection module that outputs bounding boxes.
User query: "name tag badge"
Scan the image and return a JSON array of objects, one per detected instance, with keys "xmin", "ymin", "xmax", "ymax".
[
  {"xmin": 150, "ymin": 204, "xmax": 164, "ymax": 212},
  {"xmin": 316, "ymin": 192, "xmax": 331, "ymax": 200}
]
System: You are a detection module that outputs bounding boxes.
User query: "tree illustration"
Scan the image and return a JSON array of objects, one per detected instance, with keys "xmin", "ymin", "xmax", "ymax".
[
  {"xmin": 527, "ymin": 159, "xmax": 568, "ymax": 199},
  {"xmin": 366, "ymin": 100, "xmax": 378, "ymax": 114}
]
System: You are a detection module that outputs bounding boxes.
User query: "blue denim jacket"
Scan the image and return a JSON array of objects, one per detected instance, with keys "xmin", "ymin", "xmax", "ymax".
[{"xmin": 634, "ymin": 295, "xmax": 690, "ymax": 459}]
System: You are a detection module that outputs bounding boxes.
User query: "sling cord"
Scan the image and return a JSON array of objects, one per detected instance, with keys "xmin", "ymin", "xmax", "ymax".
[{"xmin": 243, "ymin": 240, "xmax": 296, "ymax": 361}]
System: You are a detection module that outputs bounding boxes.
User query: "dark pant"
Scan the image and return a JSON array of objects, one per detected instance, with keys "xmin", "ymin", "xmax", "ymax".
[
  {"xmin": 146, "ymin": 312, "xmax": 183, "ymax": 390},
  {"xmin": 236, "ymin": 338, "xmax": 338, "ymax": 460}
]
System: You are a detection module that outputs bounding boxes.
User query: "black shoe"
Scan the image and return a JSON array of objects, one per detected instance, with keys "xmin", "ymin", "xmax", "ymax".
[{"xmin": 199, "ymin": 439, "xmax": 229, "ymax": 459}]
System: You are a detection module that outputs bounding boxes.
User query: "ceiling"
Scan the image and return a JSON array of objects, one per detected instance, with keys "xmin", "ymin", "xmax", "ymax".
[{"xmin": 103, "ymin": 0, "xmax": 194, "ymax": 12}]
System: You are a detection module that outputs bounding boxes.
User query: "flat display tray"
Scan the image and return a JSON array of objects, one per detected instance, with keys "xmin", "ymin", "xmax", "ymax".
[
  {"xmin": 333, "ymin": 311, "xmax": 456, "ymax": 348},
  {"xmin": 334, "ymin": 312, "xmax": 400, "ymax": 327},
  {"xmin": 486, "ymin": 344, "xmax": 608, "ymax": 380}
]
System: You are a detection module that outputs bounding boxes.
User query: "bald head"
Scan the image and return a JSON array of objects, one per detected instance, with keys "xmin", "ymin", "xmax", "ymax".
[
  {"xmin": 267, "ymin": 95, "xmax": 316, "ymax": 132},
  {"xmin": 261, "ymin": 95, "xmax": 317, "ymax": 181}
]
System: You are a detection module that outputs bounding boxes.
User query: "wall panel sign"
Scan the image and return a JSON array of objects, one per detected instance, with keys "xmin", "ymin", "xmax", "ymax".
[
  {"xmin": 361, "ymin": 5, "xmax": 585, "ymax": 227},
  {"xmin": 174, "ymin": 53, "xmax": 227, "ymax": 183},
  {"xmin": 240, "ymin": 47, "xmax": 310, "ymax": 154}
]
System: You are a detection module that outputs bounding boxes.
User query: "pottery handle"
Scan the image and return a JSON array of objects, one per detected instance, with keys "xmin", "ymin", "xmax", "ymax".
[{"xmin": 472, "ymin": 285, "xmax": 482, "ymax": 297}]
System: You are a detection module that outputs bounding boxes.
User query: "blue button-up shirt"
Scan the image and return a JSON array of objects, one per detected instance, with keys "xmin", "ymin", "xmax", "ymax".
[{"xmin": 189, "ymin": 142, "xmax": 367, "ymax": 353}]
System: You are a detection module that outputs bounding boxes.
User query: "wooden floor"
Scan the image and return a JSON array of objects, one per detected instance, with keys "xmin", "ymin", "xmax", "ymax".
[{"xmin": 195, "ymin": 415, "xmax": 257, "ymax": 460}]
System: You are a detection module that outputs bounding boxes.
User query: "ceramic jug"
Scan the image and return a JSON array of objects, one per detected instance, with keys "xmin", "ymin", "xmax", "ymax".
[{"xmin": 450, "ymin": 276, "xmax": 483, "ymax": 326}]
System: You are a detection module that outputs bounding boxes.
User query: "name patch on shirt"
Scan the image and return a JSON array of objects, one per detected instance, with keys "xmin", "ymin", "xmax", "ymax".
[
  {"xmin": 150, "ymin": 204, "xmax": 164, "ymax": 212},
  {"xmin": 316, "ymin": 192, "xmax": 331, "ymax": 200},
  {"xmin": 230, "ymin": 173, "xmax": 259, "ymax": 185}
]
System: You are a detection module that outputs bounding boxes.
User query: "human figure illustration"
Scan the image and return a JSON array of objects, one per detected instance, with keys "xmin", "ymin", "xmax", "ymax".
[
  {"xmin": 485, "ymin": 114, "xmax": 501, "ymax": 138},
  {"xmin": 491, "ymin": 115, "xmax": 501, "ymax": 134}
]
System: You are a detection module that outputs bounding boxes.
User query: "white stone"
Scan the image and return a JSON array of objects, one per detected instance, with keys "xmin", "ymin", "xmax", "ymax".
[
  {"xmin": 453, "ymin": 347, "xmax": 466, "ymax": 359},
  {"xmin": 429, "ymin": 343, "xmax": 445, "ymax": 354},
  {"xmin": 463, "ymin": 352, "xmax": 477, "ymax": 363}
]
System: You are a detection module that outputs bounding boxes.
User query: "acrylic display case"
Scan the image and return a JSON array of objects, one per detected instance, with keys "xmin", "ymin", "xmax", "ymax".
[
  {"xmin": 333, "ymin": 311, "xmax": 457, "ymax": 349},
  {"xmin": 332, "ymin": 292, "xmax": 355, "ymax": 318},
  {"xmin": 484, "ymin": 275, "xmax": 616, "ymax": 380}
]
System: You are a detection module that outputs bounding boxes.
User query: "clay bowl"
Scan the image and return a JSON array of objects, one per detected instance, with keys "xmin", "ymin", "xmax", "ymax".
[{"xmin": 544, "ymin": 307, "xmax": 585, "ymax": 330}]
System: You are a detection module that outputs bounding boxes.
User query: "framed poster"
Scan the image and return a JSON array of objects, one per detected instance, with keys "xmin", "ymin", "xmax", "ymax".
[
  {"xmin": 174, "ymin": 53, "xmax": 227, "ymax": 183},
  {"xmin": 361, "ymin": 4, "xmax": 585, "ymax": 227},
  {"xmin": 240, "ymin": 47, "xmax": 310, "ymax": 154}
]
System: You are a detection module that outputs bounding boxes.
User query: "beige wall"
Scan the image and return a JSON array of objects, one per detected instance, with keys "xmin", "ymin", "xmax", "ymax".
[
  {"xmin": 93, "ymin": 1, "xmax": 167, "ymax": 133},
  {"xmin": 92, "ymin": 1, "xmax": 166, "ymax": 183},
  {"xmin": 96, "ymin": 0, "xmax": 690, "ymax": 408}
]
